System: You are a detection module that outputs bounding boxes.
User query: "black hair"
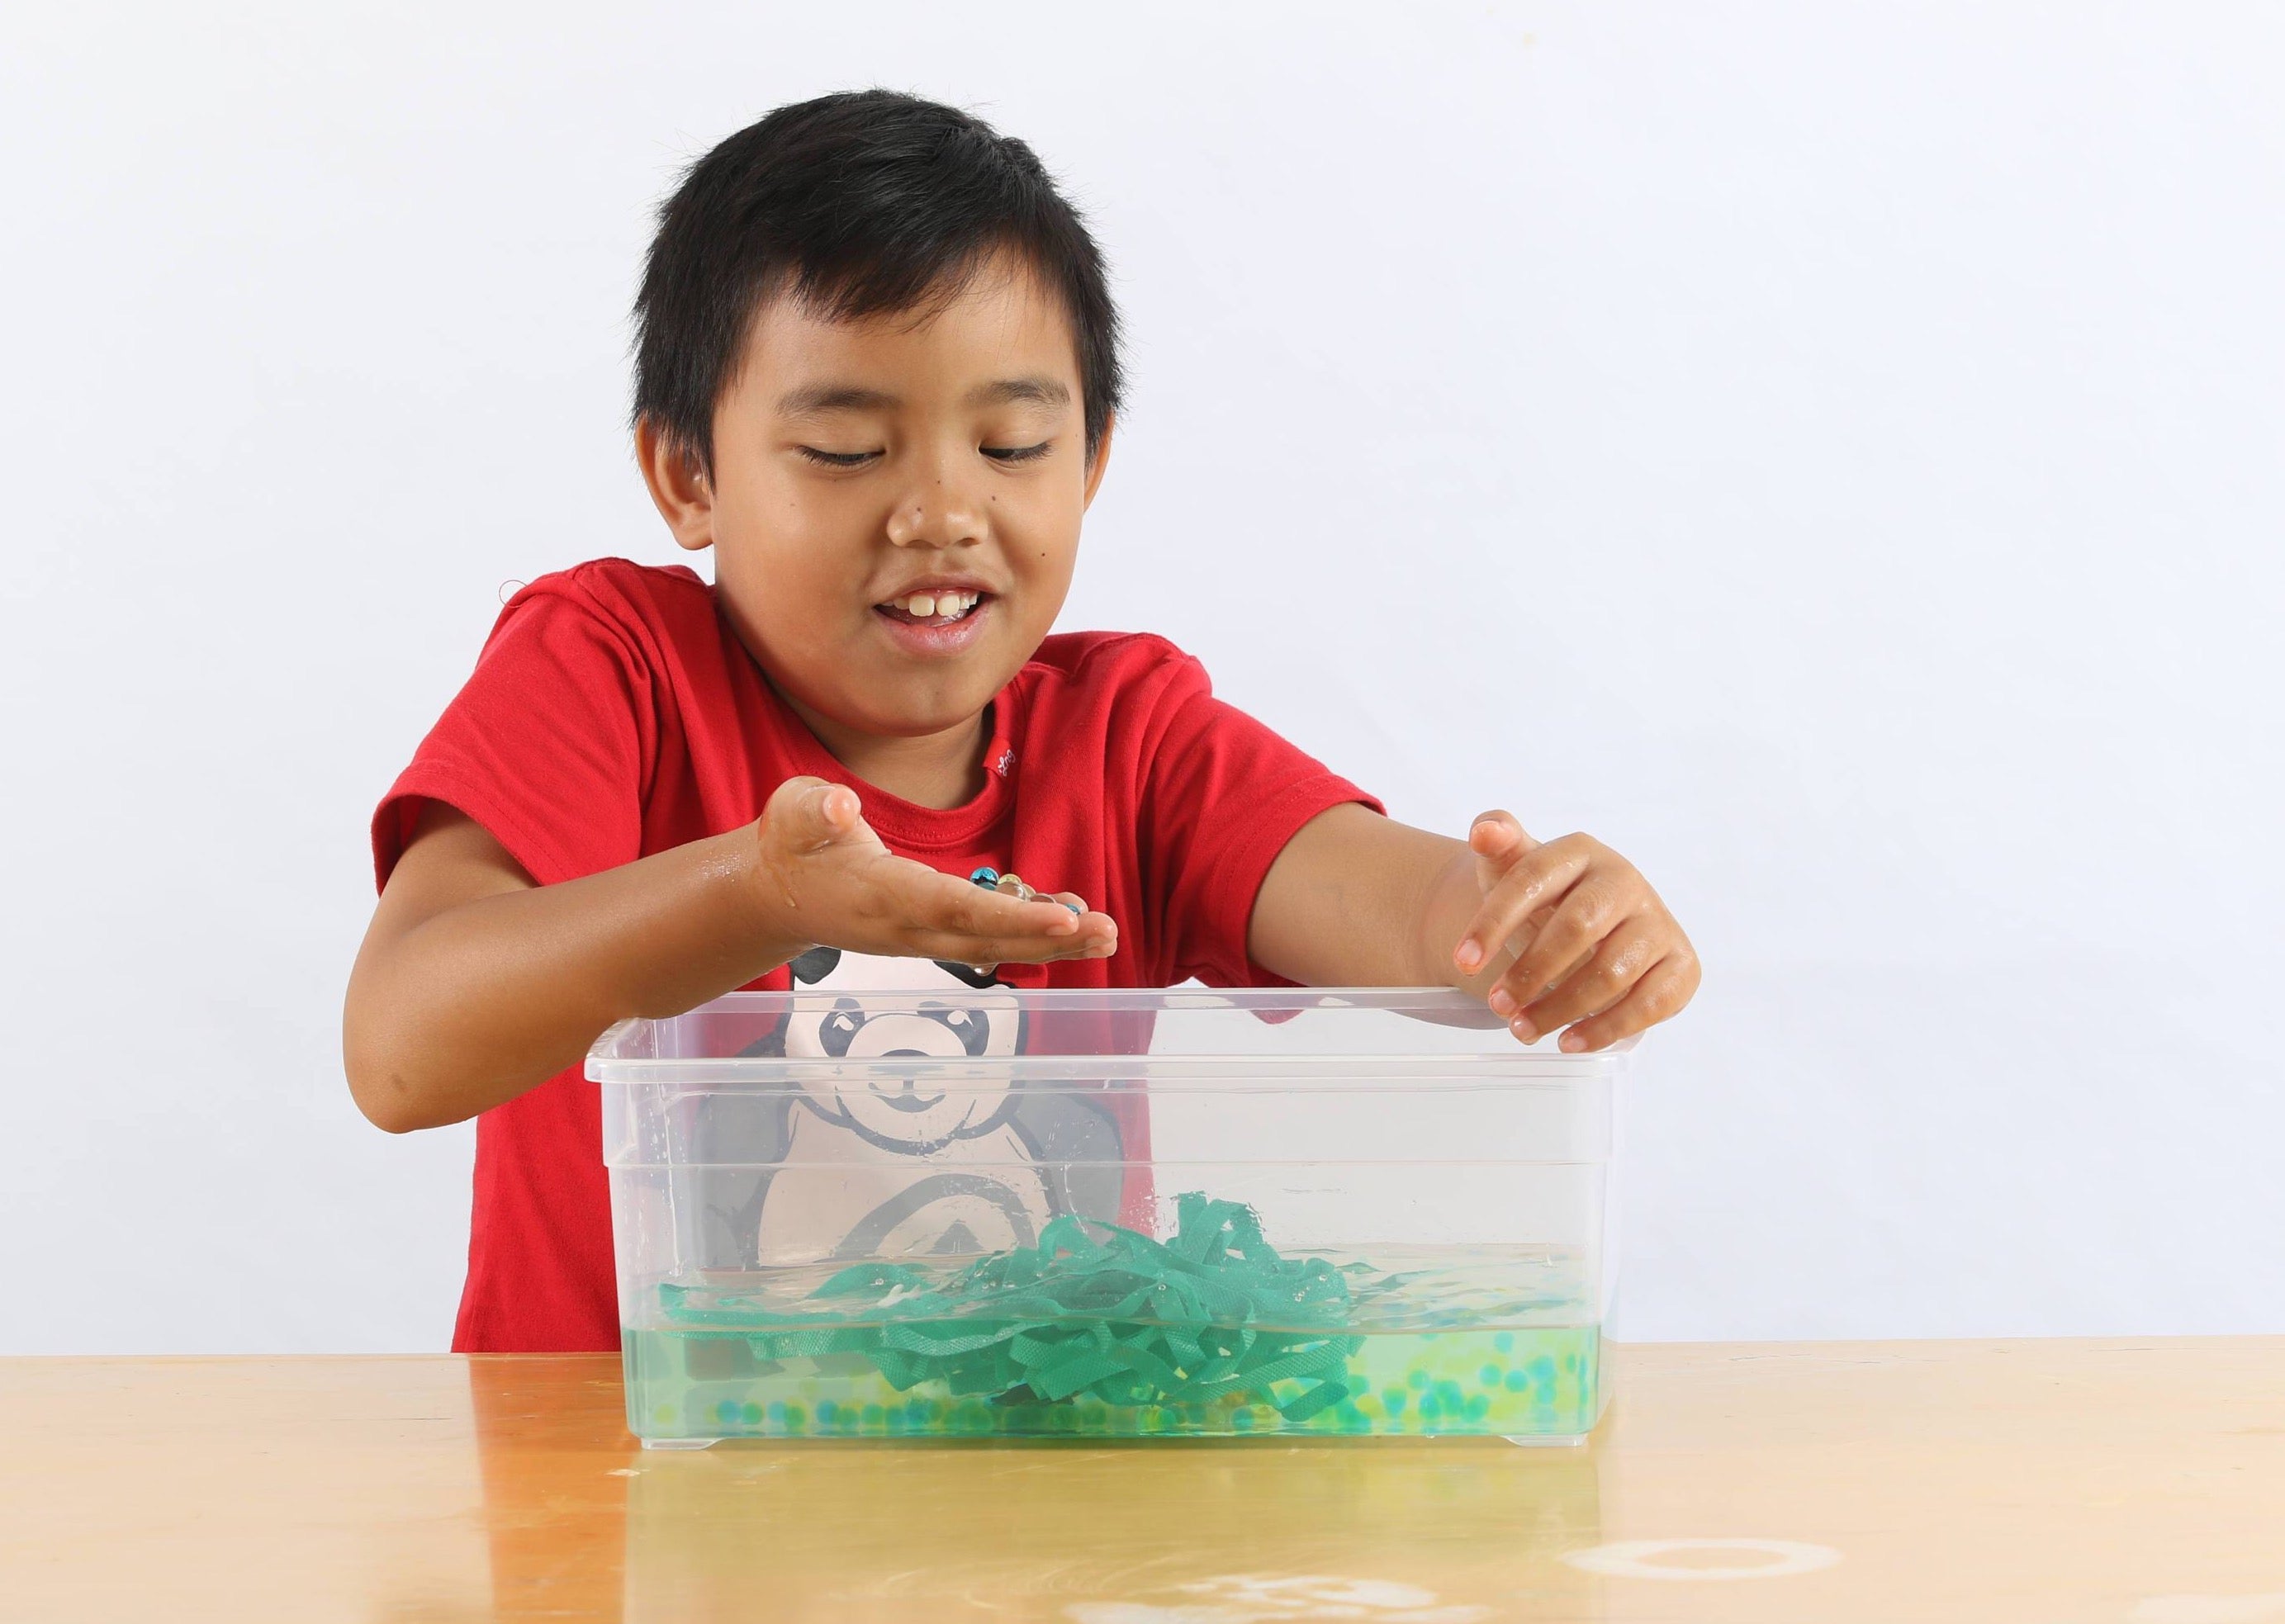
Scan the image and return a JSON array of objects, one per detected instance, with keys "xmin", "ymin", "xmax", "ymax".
[{"xmin": 633, "ymin": 89, "xmax": 1122, "ymax": 476}]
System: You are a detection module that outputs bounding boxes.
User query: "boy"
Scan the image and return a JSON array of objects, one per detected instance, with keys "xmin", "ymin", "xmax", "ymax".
[{"xmin": 345, "ymin": 90, "xmax": 1699, "ymax": 1352}]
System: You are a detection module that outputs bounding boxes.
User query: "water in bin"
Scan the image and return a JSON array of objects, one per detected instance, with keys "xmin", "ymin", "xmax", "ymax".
[{"xmin": 593, "ymin": 977, "xmax": 1623, "ymax": 1446}]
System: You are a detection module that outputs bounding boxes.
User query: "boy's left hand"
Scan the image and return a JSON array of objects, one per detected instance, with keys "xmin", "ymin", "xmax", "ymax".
[{"xmin": 1451, "ymin": 811, "xmax": 1700, "ymax": 1052}]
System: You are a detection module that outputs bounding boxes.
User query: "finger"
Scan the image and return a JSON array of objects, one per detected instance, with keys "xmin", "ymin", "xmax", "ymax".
[
  {"xmin": 1506, "ymin": 922, "xmax": 1666, "ymax": 1041},
  {"xmin": 1012, "ymin": 892, "xmax": 1119, "ymax": 956},
  {"xmin": 916, "ymin": 868, "xmax": 1090, "ymax": 938},
  {"xmin": 1043, "ymin": 926, "xmax": 1121, "ymax": 963},
  {"xmin": 1453, "ymin": 835, "xmax": 1593, "ymax": 976},
  {"xmin": 1481, "ymin": 877, "xmax": 1645, "ymax": 1014},
  {"xmin": 880, "ymin": 865, "xmax": 1123, "ymax": 951},
  {"xmin": 867, "ymin": 858, "xmax": 1058, "ymax": 930},
  {"xmin": 1047, "ymin": 897, "xmax": 1119, "ymax": 961},
  {"xmin": 1460, "ymin": 902, "xmax": 1560, "ymax": 988},
  {"xmin": 1049, "ymin": 894, "xmax": 1121, "ymax": 940},
  {"xmin": 908, "ymin": 922, "xmax": 1119, "ymax": 965},
  {"xmin": 1467, "ymin": 809, "xmax": 1541, "ymax": 896},
  {"xmin": 1556, "ymin": 952, "xmax": 1700, "ymax": 1053},
  {"xmin": 1034, "ymin": 892, "xmax": 1114, "ymax": 959},
  {"xmin": 768, "ymin": 775, "xmax": 877, "ymax": 853}
]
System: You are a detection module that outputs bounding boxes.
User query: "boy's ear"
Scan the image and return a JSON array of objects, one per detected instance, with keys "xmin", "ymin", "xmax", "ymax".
[
  {"xmin": 635, "ymin": 417, "xmax": 717, "ymax": 552},
  {"xmin": 1081, "ymin": 414, "xmax": 1115, "ymax": 511}
]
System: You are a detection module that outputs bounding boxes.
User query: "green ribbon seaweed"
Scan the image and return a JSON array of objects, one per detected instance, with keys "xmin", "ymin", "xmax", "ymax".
[{"xmin": 660, "ymin": 1193, "xmax": 1363, "ymax": 1421}]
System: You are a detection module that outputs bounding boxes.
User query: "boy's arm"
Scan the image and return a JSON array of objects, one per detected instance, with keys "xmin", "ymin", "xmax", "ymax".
[
  {"xmin": 1247, "ymin": 803, "xmax": 1699, "ymax": 1052},
  {"xmin": 343, "ymin": 779, "xmax": 1116, "ymax": 1133}
]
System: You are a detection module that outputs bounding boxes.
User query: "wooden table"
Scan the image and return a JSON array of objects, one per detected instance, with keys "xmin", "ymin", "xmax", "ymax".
[{"xmin": 3, "ymin": 1340, "xmax": 2279, "ymax": 1622}]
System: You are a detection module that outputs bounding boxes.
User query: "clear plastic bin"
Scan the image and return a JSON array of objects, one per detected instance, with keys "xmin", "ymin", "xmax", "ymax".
[{"xmin": 591, "ymin": 987, "xmax": 1624, "ymax": 1447}]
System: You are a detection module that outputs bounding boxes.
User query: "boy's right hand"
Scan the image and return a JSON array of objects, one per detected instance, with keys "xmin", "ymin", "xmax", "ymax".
[{"xmin": 751, "ymin": 777, "xmax": 1117, "ymax": 968}]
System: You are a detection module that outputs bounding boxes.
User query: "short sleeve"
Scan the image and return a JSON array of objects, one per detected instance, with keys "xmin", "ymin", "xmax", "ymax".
[
  {"xmin": 1136, "ymin": 655, "xmax": 1382, "ymax": 987},
  {"xmin": 372, "ymin": 574, "xmax": 654, "ymax": 892}
]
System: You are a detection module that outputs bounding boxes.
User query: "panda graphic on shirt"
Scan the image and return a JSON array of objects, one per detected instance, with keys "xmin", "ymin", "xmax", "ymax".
[{"xmin": 690, "ymin": 947, "xmax": 1125, "ymax": 1269}]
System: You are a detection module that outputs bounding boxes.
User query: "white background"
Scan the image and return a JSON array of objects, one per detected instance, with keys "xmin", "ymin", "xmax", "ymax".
[{"xmin": 3, "ymin": 2, "xmax": 2279, "ymax": 1353}]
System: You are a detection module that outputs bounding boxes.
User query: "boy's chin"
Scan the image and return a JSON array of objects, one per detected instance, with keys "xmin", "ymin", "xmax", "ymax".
[{"xmin": 842, "ymin": 670, "xmax": 1009, "ymax": 738}]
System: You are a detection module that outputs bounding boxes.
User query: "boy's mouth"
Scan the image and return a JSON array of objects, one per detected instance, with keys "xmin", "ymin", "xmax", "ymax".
[
  {"xmin": 870, "ymin": 585, "xmax": 996, "ymax": 658},
  {"xmin": 874, "ymin": 588, "xmax": 989, "ymax": 627}
]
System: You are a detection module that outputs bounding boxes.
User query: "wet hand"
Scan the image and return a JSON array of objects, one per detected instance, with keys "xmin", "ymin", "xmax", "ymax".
[
  {"xmin": 751, "ymin": 778, "xmax": 1118, "ymax": 968},
  {"xmin": 1450, "ymin": 811, "xmax": 1699, "ymax": 1051}
]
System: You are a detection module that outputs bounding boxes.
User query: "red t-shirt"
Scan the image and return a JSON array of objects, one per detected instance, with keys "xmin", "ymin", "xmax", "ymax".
[{"xmin": 372, "ymin": 558, "xmax": 1381, "ymax": 1352}]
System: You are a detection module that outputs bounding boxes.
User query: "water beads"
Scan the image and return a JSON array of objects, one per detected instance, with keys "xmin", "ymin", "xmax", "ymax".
[{"xmin": 659, "ymin": 1195, "xmax": 1363, "ymax": 1422}]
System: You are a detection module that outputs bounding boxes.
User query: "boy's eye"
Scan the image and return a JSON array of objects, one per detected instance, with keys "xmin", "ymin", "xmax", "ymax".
[
  {"xmin": 982, "ymin": 441, "xmax": 1052, "ymax": 464},
  {"xmin": 798, "ymin": 447, "xmax": 879, "ymax": 468}
]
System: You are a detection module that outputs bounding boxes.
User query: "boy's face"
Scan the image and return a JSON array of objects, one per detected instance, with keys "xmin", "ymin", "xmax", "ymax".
[{"xmin": 647, "ymin": 255, "xmax": 1108, "ymax": 749}]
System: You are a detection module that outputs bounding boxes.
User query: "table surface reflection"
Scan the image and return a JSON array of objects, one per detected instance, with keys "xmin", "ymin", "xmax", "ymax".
[{"xmin": 2, "ymin": 1339, "xmax": 2279, "ymax": 1622}]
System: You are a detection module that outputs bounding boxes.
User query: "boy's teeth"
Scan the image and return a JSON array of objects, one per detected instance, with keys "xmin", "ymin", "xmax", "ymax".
[{"xmin": 894, "ymin": 590, "xmax": 978, "ymax": 619}]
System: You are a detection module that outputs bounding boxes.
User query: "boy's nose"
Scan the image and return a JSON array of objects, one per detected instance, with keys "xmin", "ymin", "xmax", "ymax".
[{"xmin": 884, "ymin": 476, "xmax": 988, "ymax": 548}]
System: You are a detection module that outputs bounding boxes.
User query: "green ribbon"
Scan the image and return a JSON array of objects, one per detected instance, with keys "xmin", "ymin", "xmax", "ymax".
[{"xmin": 660, "ymin": 1193, "xmax": 1362, "ymax": 1421}]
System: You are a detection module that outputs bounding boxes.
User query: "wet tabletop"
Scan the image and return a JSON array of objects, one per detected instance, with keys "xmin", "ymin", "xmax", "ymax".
[{"xmin": 2, "ymin": 1339, "xmax": 2279, "ymax": 1622}]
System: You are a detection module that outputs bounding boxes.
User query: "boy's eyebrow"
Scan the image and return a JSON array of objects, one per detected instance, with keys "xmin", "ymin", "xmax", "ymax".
[
  {"xmin": 967, "ymin": 376, "xmax": 1072, "ymax": 409},
  {"xmin": 773, "ymin": 377, "xmax": 1071, "ymax": 415},
  {"xmin": 775, "ymin": 383, "xmax": 900, "ymax": 416}
]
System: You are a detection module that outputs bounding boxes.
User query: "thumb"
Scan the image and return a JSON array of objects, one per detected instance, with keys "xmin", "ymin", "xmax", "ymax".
[
  {"xmin": 770, "ymin": 775, "xmax": 868, "ymax": 851},
  {"xmin": 1467, "ymin": 808, "xmax": 1538, "ymax": 892}
]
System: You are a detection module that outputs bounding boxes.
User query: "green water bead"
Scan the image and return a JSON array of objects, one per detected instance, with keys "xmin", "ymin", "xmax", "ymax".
[{"xmin": 659, "ymin": 1194, "xmax": 1361, "ymax": 1424}]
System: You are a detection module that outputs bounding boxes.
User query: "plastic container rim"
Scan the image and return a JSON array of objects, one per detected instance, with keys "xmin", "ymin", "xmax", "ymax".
[{"xmin": 585, "ymin": 985, "xmax": 1637, "ymax": 1088}]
